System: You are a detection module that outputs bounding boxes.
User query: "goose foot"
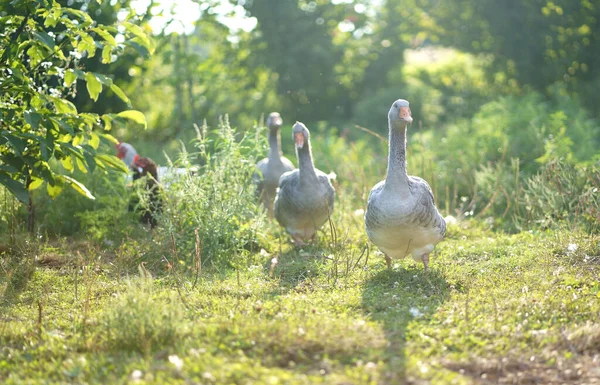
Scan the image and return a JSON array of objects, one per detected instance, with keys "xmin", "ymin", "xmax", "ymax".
[
  {"xmin": 422, "ymin": 254, "xmax": 430, "ymax": 272},
  {"xmin": 385, "ymin": 255, "xmax": 392, "ymax": 270}
]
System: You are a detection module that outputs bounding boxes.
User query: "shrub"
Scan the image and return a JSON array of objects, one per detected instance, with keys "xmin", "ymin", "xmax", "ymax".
[
  {"xmin": 154, "ymin": 117, "xmax": 268, "ymax": 269},
  {"xmin": 352, "ymin": 49, "xmax": 507, "ymax": 132},
  {"xmin": 32, "ymin": 164, "xmax": 140, "ymax": 242}
]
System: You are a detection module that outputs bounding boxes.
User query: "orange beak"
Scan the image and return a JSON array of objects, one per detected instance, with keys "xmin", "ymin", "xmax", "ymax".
[
  {"xmin": 399, "ymin": 106, "xmax": 413, "ymax": 124},
  {"xmin": 294, "ymin": 132, "xmax": 305, "ymax": 149}
]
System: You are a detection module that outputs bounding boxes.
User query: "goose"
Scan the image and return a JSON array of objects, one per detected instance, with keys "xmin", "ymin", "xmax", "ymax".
[
  {"xmin": 254, "ymin": 112, "xmax": 295, "ymax": 217},
  {"xmin": 364, "ymin": 99, "xmax": 446, "ymax": 271},
  {"xmin": 274, "ymin": 122, "xmax": 335, "ymax": 246}
]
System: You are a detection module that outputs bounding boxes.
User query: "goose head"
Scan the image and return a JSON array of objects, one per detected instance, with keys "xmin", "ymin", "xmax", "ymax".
[
  {"xmin": 292, "ymin": 122, "xmax": 310, "ymax": 150},
  {"xmin": 266, "ymin": 112, "xmax": 283, "ymax": 132},
  {"xmin": 388, "ymin": 99, "xmax": 413, "ymax": 129},
  {"xmin": 133, "ymin": 155, "xmax": 159, "ymax": 180}
]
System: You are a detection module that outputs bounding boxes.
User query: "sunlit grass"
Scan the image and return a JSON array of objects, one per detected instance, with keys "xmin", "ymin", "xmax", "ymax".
[{"xmin": 1, "ymin": 219, "xmax": 599, "ymax": 384}]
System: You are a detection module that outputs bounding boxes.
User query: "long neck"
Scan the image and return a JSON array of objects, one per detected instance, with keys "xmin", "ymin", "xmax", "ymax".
[
  {"xmin": 268, "ymin": 129, "xmax": 282, "ymax": 163},
  {"xmin": 385, "ymin": 122, "xmax": 409, "ymax": 190},
  {"xmin": 297, "ymin": 140, "xmax": 317, "ymax": 181}
]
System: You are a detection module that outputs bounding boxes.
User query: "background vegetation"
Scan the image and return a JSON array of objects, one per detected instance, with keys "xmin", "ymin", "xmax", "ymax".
[{"xmin": 1, "ymin": 0, "xmax": 599, "ymax": 383}]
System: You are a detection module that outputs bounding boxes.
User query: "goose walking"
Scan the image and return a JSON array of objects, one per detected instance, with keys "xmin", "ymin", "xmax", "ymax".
[
  {"xmin": 274, "ymin": 122, "xmax": 335, "ymax": 246},
  {"xmin": 254, "ymin": 112, "xmax": 295, "ymax": 217},
  {"xmin": 364, "ymin": 99, "xmax": 446, "ymax": 270}
]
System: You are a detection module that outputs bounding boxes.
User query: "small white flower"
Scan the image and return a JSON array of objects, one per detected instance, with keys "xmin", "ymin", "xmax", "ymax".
[
  {"xmin": 130, "ymin": 370, "xmax": 143, "ymax": 381},
  {"xmin": 353, "ymin": 208, "xmax": 365, "ymax": 217},
  {"xmin": 567, "ymin": 243, "xmax": 578, "ymax": 253},
  {"xmin": 49, "ymin": 88, "xmax": 61, "ymax": 97},
  {"xmin": 69, "ymin": 50, "xmax": 82, "ymax": 59},
  {"xmin": 168, "ymin": 355, "xmax": 184, "ymax": 371},
  {"xmin": 409, "ymin": 307, "xmax": 423, "ymax": 318}
]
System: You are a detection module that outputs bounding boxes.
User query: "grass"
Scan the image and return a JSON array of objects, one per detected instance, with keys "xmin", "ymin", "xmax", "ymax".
[{"xmin": 1, "ymin": 220, "xmax": 599, "ymax": 384}]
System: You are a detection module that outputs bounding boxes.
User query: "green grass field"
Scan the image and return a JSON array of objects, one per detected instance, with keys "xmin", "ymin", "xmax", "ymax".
[{"xmin": 2, "ymin": 220, "xmax": 599, "ymax": 384}]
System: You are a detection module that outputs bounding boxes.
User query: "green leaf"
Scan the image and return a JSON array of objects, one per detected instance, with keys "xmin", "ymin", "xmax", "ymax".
[
  {"xmin": 76, "ymin": 158, "xmax": 87, "ymax": 173},
  {"xmin": 116, "ymin": 110, "xmax": 147, "ymax": 129},
  {"xmin": 122, "ymin": 22, "xmax": 154, "ymax": 54},
  {"xmin": 52, "ymin": 97, "xmax": 78, "ymax": 114},
  {"xmin": 83, "ymin": 149, "xmax": 97, "ymax": 173},
  {"xmin": 63, "ymin": 175, "xmax": 95, "ymax": 200},
  {"xmin": 25, "ymin": 111, "xmax": 42, "ymax": 129},
  {"xmin": 28, "ymin": 177, "xmax": 44, "ymax": 191},
  {"xmin": 102, "ymin": 115, "xmax": 112, "ymax": 131},
  {"xmin": 89, "ymin": 132, "xmax": 100, "ymax": 149},
  {"xmin": 92, "ymin": 27, "xmax": 117, "ymax": 47},
  {"xmin": 72, "ymin": 134, "xmax": 84, "ymax": 147},
  {"xmin": 109, "ymin": 84, "xmax": 131, "ymax": 106},
  {"xmin": 63, "ymin": 8, "xmax": 93, "ymax": 24},
  {"xmin": 26, "ymin": 45, "xmax": 45, "ymax": 67},
  {"xmin": 65, "ymin": 69, "xmax": 78, "ymax": 87},
  {"xmin": 47, "ymin": 180, "xmax": 63, "ymax": 198},
  {"xmin": 61, "ymin": 156, "xmax": 74, "ymax": 172},
  {"xmin": 96, "ymin": 154, "xmax": 129, "ymax": 173},
  {"xmin": 33, "ymin": 31, "xmax": 55, "ymax": 51},
  {"xmin": 78, "ymin": 32, "xmax": 97, "ymax": 58},
  {"xmin": 0, "ymin": 172, "xmax": 28, "ymax": 203},
  {"xmin": 85, "ymin": 72, "xmax": 103, "ymax": 101},
  {"xmin": 101, "ymin": 45, "xmax": 112, "ymax": 64},
  {"xmin": 99, "ymin": 133, "xmax": 119, "ymax": 145},
  {"xmin": 44, "ymin": 6, "xmax": 62, "ymax": 28},
  {"xmin": 124, "ymin": 40, "xmax": 151, "ymax": 59},
  {"xmin": 95, "ymin": 73, "xmax": 113, "ymax": 86},
  {"xmin": 5, "ymin": 135, "xmax": 26, "ymax": 155}
]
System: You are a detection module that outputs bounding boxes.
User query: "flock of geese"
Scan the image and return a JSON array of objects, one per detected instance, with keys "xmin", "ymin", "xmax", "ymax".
[
  {"xmin": 117, "ymin": 98, "xmax": 446, "ymax": 270},
  {"xmin": 256, "ymin": 99, "xmax": 446, "ymax": 271}
]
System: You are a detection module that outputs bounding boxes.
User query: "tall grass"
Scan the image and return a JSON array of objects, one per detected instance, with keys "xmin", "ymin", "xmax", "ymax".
[{"xmin": 152, "ymin": 117, "xmax": 269, "ymax": 270}]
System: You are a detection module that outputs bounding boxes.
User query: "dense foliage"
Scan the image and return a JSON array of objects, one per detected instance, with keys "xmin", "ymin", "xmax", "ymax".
[{"xmin": 0, "ymin": 0, "xmax": 150, "ymax": 211}]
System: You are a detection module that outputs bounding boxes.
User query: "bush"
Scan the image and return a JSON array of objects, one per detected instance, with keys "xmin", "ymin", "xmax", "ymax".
[
  {"xmin": 32, "ymin": 164, "xmax": 140, "ymax": 242},
  {"xmin": 154, "ymin": 117, "xmax": 268, "ymax": 269},
  {"xmin": 352, "ymin": 49, "xmax": 507, "ymax": 132}
]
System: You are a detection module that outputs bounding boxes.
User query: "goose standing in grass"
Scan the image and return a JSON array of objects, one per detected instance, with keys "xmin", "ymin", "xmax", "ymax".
[
  {"xmin": 254, "ymin": 112, "xmax": 295, "ymax": 217},
  {"xmin": 274, "ymin": 122, "xmax": 335, "ymax": 246},
  {"xmin": 364, "ymin": 99, "xmax": 446, "ymax": 270}
]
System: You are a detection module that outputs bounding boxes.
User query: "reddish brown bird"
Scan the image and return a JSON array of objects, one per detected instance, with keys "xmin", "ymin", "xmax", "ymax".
[{"xmin": 129, "ymin": 154, "xmax": 163, "ymax": 228}]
